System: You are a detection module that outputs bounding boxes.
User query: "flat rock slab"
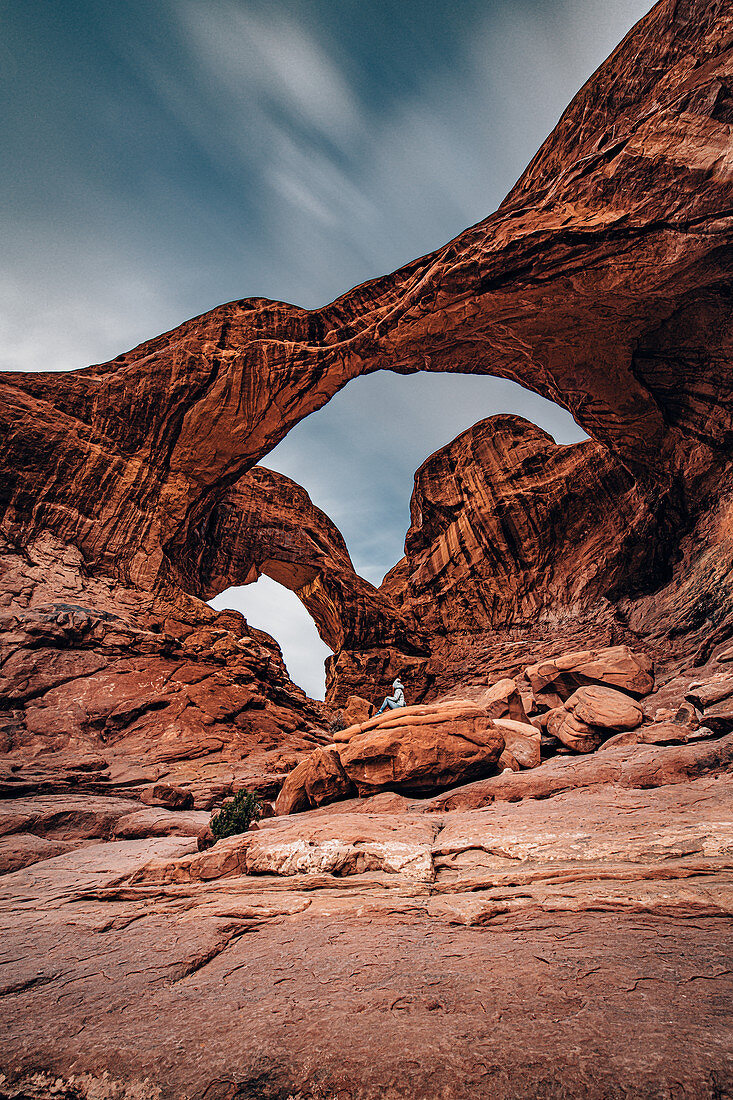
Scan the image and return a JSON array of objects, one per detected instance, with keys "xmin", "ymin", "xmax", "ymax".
[
  {"xmin": 434, "ymin": 778, "xmax": 733, "ymax": 881},
  {"xmin": 133, "ymin": 813, "xmax": 438, "ymax": 884},
  {"xmin": 0, "ymin": 905, "xmax": 730, "ymax": 1099},
  {"xmin": 246, "ymin": 813, "xmax": 437, "ymax": 880},
  {"xmin": 0, "ymin": 832, "xmax": 76, "ymax": 875},
  {"xmin": 0, "ymin": 752, "xmax": 731, "ymax": 1097},
  {"xmin": 0, "ymin": 835, "xmax": 199, "ymax": 910}
]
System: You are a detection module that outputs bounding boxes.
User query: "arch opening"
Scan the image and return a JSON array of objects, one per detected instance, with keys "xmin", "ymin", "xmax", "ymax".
[
  {"xmin": 201, "ymin": 371, "xmax": 588, "ymax": 703},
  {"xmin": 261, "ymin": 370, "xmax": 588, "ymax": 585},
  {"xmin": 209, "ymin": 575, "xmax": 333, "ymax": 701}
]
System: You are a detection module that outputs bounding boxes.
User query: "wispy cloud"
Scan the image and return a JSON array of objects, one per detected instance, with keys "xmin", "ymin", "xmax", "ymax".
[{"xmin": 177, "ymin": 2, "xmax": 362, "ymax": 146}]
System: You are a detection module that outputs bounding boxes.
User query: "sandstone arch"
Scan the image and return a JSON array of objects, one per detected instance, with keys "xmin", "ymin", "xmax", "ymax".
[
  {"xmin": 1, "ymin": 0, "xmax": 732, "ymax": 706},
  {"xmin": 182, "ymin": 465, "xmax": 425, "ymax": 658}
]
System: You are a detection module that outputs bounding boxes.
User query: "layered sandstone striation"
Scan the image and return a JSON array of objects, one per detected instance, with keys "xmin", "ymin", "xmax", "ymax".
[
  {"xmin": 0, "ymin": 532, "xmax": 330, "ymax": 808},
  {"xmin": 1, "ymin": 1, "xmax": 733, "ymax": 1096},
  {"xmin": 0, "ymin": 738, "xmax": 731, "ymax": 1098}
]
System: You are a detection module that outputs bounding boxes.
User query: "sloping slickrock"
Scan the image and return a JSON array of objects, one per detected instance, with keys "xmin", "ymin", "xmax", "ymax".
[
  {"xmin": 425, "ymin": 732, "xmax": 733, "ymax": 812},
  {"xmin": 0, "ymin": 833, "xmax": 75, "ymax": 875},
  {"xmin": 0, "ymin": 794, "xmax": 145, "ymax": 841},
  {"xmin": 133, "ymin": 813, "xmax": 437, "ymax": 884},
  {"xmin": 0, "ymin": 795, "xmax": 210, "ymax": 867},
  {"xmin": 245, "ymin": 813, "xmax": 437, "ymax": 881},
  {"xmin": 433, "ymin": 779, "xmax": 733, "ymax": 892},
  {"xmin": 111, "ymin": 808, "xmax": 210, "ymax": 842},
  {"xmin": 0, "ymin": 743, "xmax": 731, "ymax": 1098},
  {"xmin": 1, "ymin": 835, "xmax": 199, "ymax": 909}
]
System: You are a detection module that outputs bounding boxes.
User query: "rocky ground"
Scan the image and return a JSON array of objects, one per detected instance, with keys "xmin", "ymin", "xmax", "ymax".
[
  {"xmin": 0, "ymin": 735, "xmax": 731, "ymax": 1099},
  {"xmin": 0, "ymin": 655, "xmax": 731, "ymax": 1098}
]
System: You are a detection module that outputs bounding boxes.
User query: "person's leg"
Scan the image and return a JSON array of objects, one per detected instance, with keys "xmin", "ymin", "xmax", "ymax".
[{"xmin": 376, "ymin": 699, "xmax": 388, "ymax": 715}]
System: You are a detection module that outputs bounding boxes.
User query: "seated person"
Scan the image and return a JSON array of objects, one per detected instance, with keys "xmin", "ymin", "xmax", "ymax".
[{"xmin": 375, "ymin": 678, "xmax": 406, "ymax": 716}]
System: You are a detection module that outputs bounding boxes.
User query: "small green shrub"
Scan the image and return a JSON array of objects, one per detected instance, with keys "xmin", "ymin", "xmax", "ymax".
[{"xmin": 210, "ymin": 789, "xmax": 262, "ymax": 840}]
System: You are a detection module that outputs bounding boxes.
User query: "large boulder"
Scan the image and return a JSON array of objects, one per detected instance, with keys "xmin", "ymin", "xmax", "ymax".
[
  {"xmin": 524, "ymin": 646, "xmax": 654, "ymax": 707},
  {"xmin": 277, "ymin": 702, "xmax": 505, "ymax": 812},
  {"xmin": 274, "ymin": 746, "xmax": 354, "ymax": 816},
  {"xmin": 338, "ymin": 717, "xmax": 503, "ymax": 798},
  {"xmin": 492, "ymin": 718, "xmax": 541, "ymax": 770},
  {"xmin": 339, "ymin": 695, "xmax": 374, "ymax": 727},
  {"xmin": 480, "ymin": 678, "xmax": 529, "ymax": 723},
  {"xmin": 546, "ymin": 685, "xmax": 644, "ymax": 754}
]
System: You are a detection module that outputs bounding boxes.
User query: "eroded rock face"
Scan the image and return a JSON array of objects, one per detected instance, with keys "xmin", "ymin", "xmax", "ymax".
[
  {"xmin": 0, "ymin": 533, "xmax": 330, "ymax": 807},
  {"xmin": 1, "ymin": 742, "xmax": 730, "ymax": 1099},
  {"xmin": 546, "ymin": 685, "xmax": 645, "ymax": 754},
  {"xmin": 525, "ymin": 645, "xmax": 655, "ymax": 705},
  {"xmin": 1, "ymin": 5, "xmax": 733, "ymax": 1094},
  {"xmin": 380, "ymin": 419, "xmax": 656, "ymax": 637}
]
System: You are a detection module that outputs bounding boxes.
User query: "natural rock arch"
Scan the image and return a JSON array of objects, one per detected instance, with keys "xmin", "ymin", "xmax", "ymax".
[{"xmin": 1, "ymin": 0, "xmax": 732, "ymax": 703}]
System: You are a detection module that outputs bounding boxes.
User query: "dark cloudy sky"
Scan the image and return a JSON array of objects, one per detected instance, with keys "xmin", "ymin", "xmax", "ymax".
[{"xmin": 3, "ymin": 0, "xmax": 651, "ymax": 696}]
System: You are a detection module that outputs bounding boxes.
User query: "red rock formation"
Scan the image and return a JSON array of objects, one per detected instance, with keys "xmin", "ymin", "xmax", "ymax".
[
  {"xmin": 1, "ymin": 5, "xmax": 733, "ymax": 1094},
  {"xmin": 381, "ymin": 416, "xmax": 657, "ymax": 634},
  {"xmin": 275, "ymin": 701, "xmax": 505, "ymax": 813},
  {"xmin": 0, "ymin": 1, "xmax": 731, "ymax": 692},
  {"xmin": 0, "ymin": 0, "xmax": 731, "ymax": 791},
  {"xmin": 184, "ymin": 465, "xmax": 422, "ymax": 655},
  {"xmin": 0, "ymin": 532, "xmax": 330, "ymax": 807}
]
